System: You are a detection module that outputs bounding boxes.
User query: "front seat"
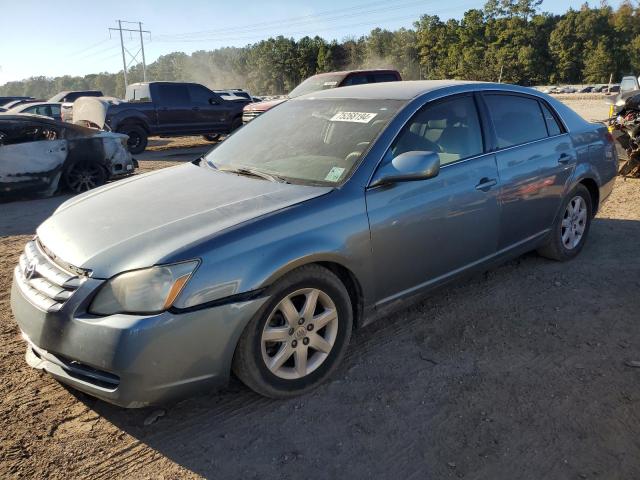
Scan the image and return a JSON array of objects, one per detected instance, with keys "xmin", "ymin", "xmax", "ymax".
[
  {"xmin": 393, "ymin": 129, "xmax": 439, "ymax": 157},
  {"xmin": 436, "ymin": 126, "xmax": 473, "ymax": 158}
]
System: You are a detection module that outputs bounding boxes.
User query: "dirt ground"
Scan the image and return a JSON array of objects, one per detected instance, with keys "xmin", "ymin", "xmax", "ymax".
[{"xmin": 1, "ymin": 99, "xmax": 640, "ymax": 479}]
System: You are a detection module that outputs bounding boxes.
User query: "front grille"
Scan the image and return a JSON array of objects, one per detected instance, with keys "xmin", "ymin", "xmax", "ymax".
[
  {"xmin": 242, "ymin": 110, "xmax": 263, "ymax": 123},
  {"xmin": 15, "ymin": 240, "xmax": 84, "ymax": 312}
]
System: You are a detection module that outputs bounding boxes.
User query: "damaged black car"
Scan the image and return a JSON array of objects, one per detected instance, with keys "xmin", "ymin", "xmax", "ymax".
[{"xmin": 0, "ymin": 114, "xmax": 137, "ymax": 197}]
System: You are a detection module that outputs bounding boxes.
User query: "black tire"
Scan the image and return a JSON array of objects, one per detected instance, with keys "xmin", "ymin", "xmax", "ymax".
[
  {"xmin": 230, "ymin": 117, "xmax": 242, "ymax": 132},
  {"xmin": 118, "ymin": 125, "xmax": 148, "ymax": 154},
  {"xmin": 537, "ymin": 184, "xmax": 593, "ymax": 261},
  {"xmin": 63, "ymin": 161, "xmax": 107, "ymax": 193},
  {"xmin": 202, "ymin": 133, "xmax": 221, "ymax": 142},
  {"xmin": 232, "ymin": 265, "xmax": 353, "ymax": 398}
]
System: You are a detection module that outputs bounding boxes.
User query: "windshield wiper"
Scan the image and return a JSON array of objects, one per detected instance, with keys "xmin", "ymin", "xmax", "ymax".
[{"xmin": 217, "ymin": 166, "xmax": 289, "ymax": 183}]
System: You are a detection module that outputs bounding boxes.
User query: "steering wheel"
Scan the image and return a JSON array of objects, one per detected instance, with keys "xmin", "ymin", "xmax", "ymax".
[{"xmin": 344, "ymin": 151, "xmax": 363, "ymax": 164}]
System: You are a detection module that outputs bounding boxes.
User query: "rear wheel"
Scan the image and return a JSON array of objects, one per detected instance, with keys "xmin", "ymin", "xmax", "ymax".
[
  {"xmin": 63, "ymin": 161, "xmax": 107, "ymax": 193},
  {"xmin": 233, "ymin": 265, "xmax": 352, "ymax": 398},
  {"xmin": 118, "ymin": 125, "xmax": 148, "ymax": 154},
  {"xmin": 537, "ymin": 184, "xmax": 592, "ymax": 261},
  {"xmin": 202, "ymin": 133, "xmax": 221, "ymax": 142},
  {"xmin": 230, "ymin": 117, "xmax": 242, "ymax": 132}
]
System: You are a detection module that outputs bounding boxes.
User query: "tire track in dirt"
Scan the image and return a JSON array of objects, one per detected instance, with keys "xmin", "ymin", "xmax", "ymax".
[{"xmin": 1, "ymin": 170, "xmax": 639, "ymax": 478}]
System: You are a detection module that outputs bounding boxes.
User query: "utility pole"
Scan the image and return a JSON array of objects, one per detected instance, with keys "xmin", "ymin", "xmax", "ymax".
[
  {"xmin": 139, "ymin": 22, "xmax": 147, "ymax": 82},
  {"xmin": 117, "ymin": 20, "xmax": 128, "ymax": 88},
  {"xmin": 498, "ymin": 64, "xmax": 504, "ymax": 83},
  {"xmin": 109, "ymin": 20, "xmax": 151, "ymax": 89}
]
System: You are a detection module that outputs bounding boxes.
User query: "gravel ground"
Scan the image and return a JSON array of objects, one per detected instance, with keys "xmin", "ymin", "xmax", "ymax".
[{"xmin": 1, "ymin": 98, "xmax": 639, "ymax": 479}]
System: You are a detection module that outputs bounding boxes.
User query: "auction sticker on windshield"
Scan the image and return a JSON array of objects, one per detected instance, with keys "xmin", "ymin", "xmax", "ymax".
[
  {"xmin": 330, "ymin": 112, "xmax": 377, "ymax": 123},
  {"xmin": 325, "ymin": 166, "xmax": 345, "ymax": 182}
]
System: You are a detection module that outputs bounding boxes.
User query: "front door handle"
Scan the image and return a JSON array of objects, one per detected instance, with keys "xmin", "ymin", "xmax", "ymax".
[
  {"xmin": 475, "ymin": 177, "xmax": 497, "ymax": 191},
  {"xmin": 558, "ymin": 153, "xmax": 571, "ymax": 164},
  {"xmin": 192, "ymin": 106, "xmax": 200, "ymax": 111}
]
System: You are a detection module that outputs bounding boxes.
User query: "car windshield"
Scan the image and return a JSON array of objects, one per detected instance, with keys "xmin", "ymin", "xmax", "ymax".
[
  {"xmin": 205, "ymin": 98, "xmax": 405, "ymax": 185},
  {"xmin": 288, "ymin": 74, "xmax": 347, "ymax": 98}
]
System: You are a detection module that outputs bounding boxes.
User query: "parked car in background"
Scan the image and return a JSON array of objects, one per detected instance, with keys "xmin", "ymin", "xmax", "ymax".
[
  {"xmin": 73, "ymin": 82, "xmax": 250, "ymax": 154},
  {"xmin": 48, "ymin": 90, "xmax": 104, "ymax": 103},
  {"xmin": 606, "ymin": 84, "xmax": 621, "ymax": 94},
  {"xmin": 47, "ymin": 91, "xmax": 105, "ymax": 124},
  {"xmin": 0, "ymin": 96, "xmax": 34, "ymax": 107},
  {"xmin": 214, "ymin": 89, "xmax": 253, "ymax": 101},
  {"xmin": 10, "ymin": 81, "xmax": 617, "ymax": 407},
  {"xmin": 242, "ymin": 69, "xmax": 401, "ymax": 123},
  {"xmin": 0, "ymin": 114, "xmax": 135, "ymax": 196},
  {"xmin": 579, "ymin": 86, "xmax": 595, "ymax": 93},
  {"xmin": 6, "ymin": 102, "xmax": 62, "ymax": 121},
  {"xmin": 605, "ymin": 76, "xmax": 640, "ymax": 115},
  {"xmin": 619, "ymin": 75, "xmax": 639, "ymax": 93},
  {"xmin": 2, "ymin": 99, "xmax": 43, "ymax": 110}
]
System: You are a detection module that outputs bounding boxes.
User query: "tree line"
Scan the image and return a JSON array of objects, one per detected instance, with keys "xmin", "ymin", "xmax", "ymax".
[{"xmin": 2, "ymin": 0, "xmax": 639, "ymax": 99}]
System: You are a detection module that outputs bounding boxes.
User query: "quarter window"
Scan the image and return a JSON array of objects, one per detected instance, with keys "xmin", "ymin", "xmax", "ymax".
[
  {"xmin": 485, "ymin": 94, "xmax": 548, "ymax": 148},
  {"xmin": 540, "ymin": 102, "xmax": 562, "ymax": 136},
  {"xmin": 388, "ymin": 95, "xmax": 484, "ymax": 166}
]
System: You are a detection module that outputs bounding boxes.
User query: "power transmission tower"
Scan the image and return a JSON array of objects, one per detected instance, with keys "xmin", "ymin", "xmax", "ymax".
[{"xmin": 109, "ymin": 20, "xmax": 151, "ymax": 88}]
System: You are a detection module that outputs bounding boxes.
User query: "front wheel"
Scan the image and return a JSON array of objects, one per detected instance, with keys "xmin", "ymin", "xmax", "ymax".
[
  {"xmin": 537, "ymin": 184, "xmax": 593, "ymax": 261},
  {"xmin": 232, "ymin": 265, "xmax": 352, "ymax": 398},
  {"xmin": 202, "ymin": 133, "xmax": 221, "ymax": 142}
]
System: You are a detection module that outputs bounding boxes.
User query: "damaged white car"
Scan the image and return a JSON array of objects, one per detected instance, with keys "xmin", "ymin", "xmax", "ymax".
[{"xmin": 0, "ymin": 114, "xmax": 136, "ymax": 197}]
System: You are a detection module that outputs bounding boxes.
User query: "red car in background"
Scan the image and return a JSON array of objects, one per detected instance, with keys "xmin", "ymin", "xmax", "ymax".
[{"xmin": 242, "ymin": 69, "xmax": 401, "ymax": 123}]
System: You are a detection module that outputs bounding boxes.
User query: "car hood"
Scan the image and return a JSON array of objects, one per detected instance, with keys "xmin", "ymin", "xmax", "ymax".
[
  {"xmin": 72, "ymin": 96, "xmax": 121, "ymax": 129},
  {"xmin": 243, "ymin": 98, "xmax": 287, "ymax": 112},
  {"xmin": 37, "ymin": 163, "xmax": 332, "ymax": 278}
]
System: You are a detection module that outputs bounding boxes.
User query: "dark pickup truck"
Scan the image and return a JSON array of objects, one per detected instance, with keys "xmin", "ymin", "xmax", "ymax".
[{"xmin": 100, "ymin": 82, "xmax": 250, "ymax": 154}]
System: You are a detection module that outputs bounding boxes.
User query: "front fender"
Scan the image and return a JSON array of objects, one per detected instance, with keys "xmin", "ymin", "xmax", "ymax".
[{"xmin": 171, "ymin": 189, "xmax": 375, "ymax": 311}]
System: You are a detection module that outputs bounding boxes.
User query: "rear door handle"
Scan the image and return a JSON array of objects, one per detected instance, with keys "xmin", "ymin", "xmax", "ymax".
[
  {"xmin": 475, "ymin": 177, "xmax": 497, "ymax": 191},
  {"xmin": 558, "ymin": 153, "xmax": 571, "ymax": 164}
]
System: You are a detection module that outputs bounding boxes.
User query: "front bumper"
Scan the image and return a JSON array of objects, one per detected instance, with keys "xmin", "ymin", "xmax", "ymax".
[{"xmin": 11, "ymin": 268, "xmax": 266, "ymax": 408}]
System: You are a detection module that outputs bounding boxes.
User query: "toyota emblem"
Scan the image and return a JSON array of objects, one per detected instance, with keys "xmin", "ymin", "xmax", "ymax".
[{"xmin": 24, "ymin": 261, "xmax": 37, "ymax": 280}]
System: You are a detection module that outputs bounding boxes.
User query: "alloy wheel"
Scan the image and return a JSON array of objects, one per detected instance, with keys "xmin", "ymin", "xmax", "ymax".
[
  {"xmin": 561, "ymin": 195, "xmax": 588, "ymax": 250},
  {"xmin": 261, "ymin": 288, "xmax": 339, "ymax": 380},
  {"xmin": 65, "ymin": 162, "xmax": 105, "ymax": 192}
]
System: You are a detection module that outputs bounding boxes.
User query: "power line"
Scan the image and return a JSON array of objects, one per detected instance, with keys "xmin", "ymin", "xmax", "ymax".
[
  {"xmin": 67, "ymin": 39, "xmax": 110, "ymax": 58},
  {"xmin": 153, "ymin": 1, "xmax": 476, "ymax": 44},
  {"xmin": 155, "ymin": 0, "xmax": 394, "ymax": 40}
]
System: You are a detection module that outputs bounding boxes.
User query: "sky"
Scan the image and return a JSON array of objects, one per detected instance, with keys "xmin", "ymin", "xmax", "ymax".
[{"xmin": 0, "ymin": 0, "xmax": 627, "ymax": 86}]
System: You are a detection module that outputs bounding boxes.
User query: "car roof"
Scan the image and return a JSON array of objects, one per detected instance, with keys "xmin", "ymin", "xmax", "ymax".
[
  {"xmin": 313, "ymin": 69, "xmax": 399, "ymax": 77},
  {"xmin": 295, "ymin": 80, "xmax": 545, "ymax": 100},
  {"xmin": 10, "ymin": 102, "xmax": 60, "ymax": 111},
  {"xmin": 0, "ymin": 113, "xmax": 65, "ymax": 125}
]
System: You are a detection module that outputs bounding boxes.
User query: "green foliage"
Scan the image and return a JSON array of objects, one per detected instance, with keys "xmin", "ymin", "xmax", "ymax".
[{"xmin": 2, "ymin": 1, "xmax": 639, "ymax": 98}]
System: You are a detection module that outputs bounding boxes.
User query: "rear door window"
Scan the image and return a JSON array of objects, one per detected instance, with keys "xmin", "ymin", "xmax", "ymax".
[
  {"xmin": 484, "ymin": 94, "xmax": 548, "ymax": 149},
  {"xmin": 159, "ymin": 85, "xmax": 190, "ymax": 106}
]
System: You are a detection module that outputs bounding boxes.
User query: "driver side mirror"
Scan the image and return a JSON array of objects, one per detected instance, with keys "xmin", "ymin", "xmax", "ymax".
[{"xmin": 369, "ymin": 151, "xmax": 440, "ymax": 188}]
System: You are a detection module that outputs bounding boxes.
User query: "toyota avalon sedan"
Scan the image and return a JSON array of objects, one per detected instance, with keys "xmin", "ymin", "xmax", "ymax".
[{"xmin": 11, "ymin": 81, "xmax": 617, "ymax": 407}]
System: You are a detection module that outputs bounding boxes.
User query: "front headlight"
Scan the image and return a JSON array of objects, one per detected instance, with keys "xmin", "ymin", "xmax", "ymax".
[{"xmin": 89, "ymin": 261, "xmax": 199, "ymax": 315}]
